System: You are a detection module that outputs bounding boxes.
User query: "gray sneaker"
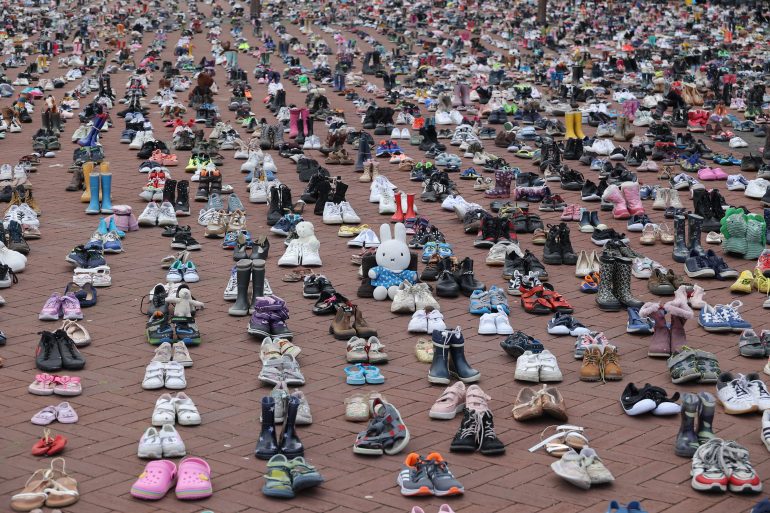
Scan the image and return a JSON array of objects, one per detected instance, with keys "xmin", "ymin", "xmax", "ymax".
[
  {"xmin": 228, "ymin": 193, "xmax": 245, "ymax": 213},
  {"xmin": 740, "ymin": 329, "xmax": 765, "ymax": 357},
  {"xmin": 396, "ymin": 454, "xmax": 434, "ymax": 496},
  {"xmin": 426, "ymin": 453, "xmax": 464, "ymax": 496},
  {"xmin": 207, "ymin": 192, "xmax": 224, "ymax": 211}
]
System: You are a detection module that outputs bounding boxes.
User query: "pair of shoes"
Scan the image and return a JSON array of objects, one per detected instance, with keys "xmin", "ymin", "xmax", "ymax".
[
  {"xmin": 407, "ymin": 308, "xmax": 446, "ymax": 333},
  {"xmin": 574, "ymin": 332, "xmax": 611, "ymax": 359},
  {"xmin": 500, "ymin": 330, "xmax": 544, "ymax": 359},
  {"xmin": 31, "ymin": 402, "xmax": 78, "ymax": 425},
  {"xmin": 428, "ymin": 327, "xmax": 480, "ymax": 384},
  {"xmin": 142, "ymin": 361, "xmax": 187, "ymax": 390},
  {"xmin": 716, "ymin": 372, "xmax": 770, "ymax": 414},
  {"xmin": 258, "ymin": 354, "xmax": 305, "ymax": 386},
  {"xmin": 468, "ymin": 286, "xmax": 509, "ymax": 314},
  {"xmin": 31, "ymin": 428, "xmax": 67, "ymax": 456},
  {"xmin": 344, "ymin": 363, "xmax": 386, "ymax": 384},
  {"xmin": 519, "ymin": 284, "xmax": 573, "ymax": 314},
  {"xmin": 28, "ymin": 374, "xmax": 82, "ymax": 396},
  {"xmin": 512, "ymin": 384, "xmax": 567, "ymax": 421},
  {"xmin": 690, "ymin": 438, "xmax": 761, "ymax": 493},
  {"xmin": 551, "ymin": 447, "xmax": 614, "ymax": 489},
  {"xmin": 620, "ymin": 383, "xmax": 681, "ymax": 416},
  {"xmin": 35, "ymin": 330, "xmax": 85, "ymax": 371},
  {"xmin": 515, "ymin": 350, "xmax": 563, "ymax": 382},
  {"xmin": 165, "ymin": 259, "xmax": 199, "ymax": 283},
  {"xmin": 668, "ymin": 347, "xmax": 720, "ymax": 384},
  {"xmin": 391, "ymin": 281, "xmax": 440, "ymax": 313},
  {"xmin": 352, "ymin": 398, "xmax": 410, "ymax": 456},
  {"xmin": 151, "ymin": 392, "xmax": 201, "ymax": 426},
  {"xmin": 38, "ymin": 292, "xmax": 82, "ymax": 321},
  {"xmin": 262, "ymin": 454, "xmax": 324, "ymax": 498},
  {"xmin": 580, "ymin": 345, "xmax": 622, "ymax": 382},
  {"xmin": 698, "ymin": 301, "xmax": 752, "ymax": 332},
  {"xmin": 546, "ymin": 312, "xmax": 590, "ymax": 336},
  {"xmin": 397, "ymin": 452, "xmax": 463, "ymax": 496},
  {"xmin": 248, "ymin": 294, "xmax": 292, "ymax": 337},
  {"xmin": 262, "ymin": 382, "xmax": 312, "ymax": 425},
  {"xmin": 10, "ymin": 459, "xmax": 79, "ymax": 510},
  {"xmin": 449, "ymin": 385, "xmax": 505, "ymax": 455},
  {"xmin": 138, "ymin": 200, "xmax": 178, "ymax": 226},
  {"xmin": 152, "ymin": 340, "xmax": 193, "ymax": 367},
  {"xmin": 477, "ymin": 311, "xmax": 513, "ymax": 335},
  {"xmin": 131, "ymin": 457, "xmax": 212, "ymax": 500},
  {"xmin": 345, "ymin": 336, "xmax": 388, "ymax": 364},
  {"xmin": 329, "ymin": 305, "xmax": 377, "ymax": 339},
  {"xmin": 641, "ymin": 292, "xmax": 693, "ymax": 356},
  {"xmin": 138, "ymin": 425, "xmax": 186, "ymax": 458}
]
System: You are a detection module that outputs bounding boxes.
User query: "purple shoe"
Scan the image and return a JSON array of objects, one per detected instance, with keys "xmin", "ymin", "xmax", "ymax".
[
  {"xmin": 248, "ymin": 311, "xmax": 272, "ymax": 337},
  {"xmin": 39, "ymin": 293, "xmax": 62, "ymax": 321},
  {"xmin": 61, "ymin": 292, "xmax": 84, "ymax": 320}
]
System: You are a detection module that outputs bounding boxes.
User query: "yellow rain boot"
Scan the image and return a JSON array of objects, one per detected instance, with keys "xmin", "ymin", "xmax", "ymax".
[
  {"xmin": 572, "ymin": 111, "xmax": 586, "ymax": 139},
  {"xmin": 99, "ymin": 162, "xmax": 110, "ymax": 201},
  {"xmin": 80, "ymin": 161, "xmax": 94, "ymax": 202},
  {"xmin": 564, "ymin": 111, "xmax": 577, "ymax": 139}
]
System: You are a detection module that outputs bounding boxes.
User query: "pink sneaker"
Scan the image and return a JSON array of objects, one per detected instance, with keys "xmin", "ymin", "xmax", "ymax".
[
  {"xmin": 39, "ymin": 293, "xmax": 62, "ymax": 321},
  {"xmin": 175, "ymin": 457, "xmax": 212, "ymax": 500},
  {"xmin": 560, "ymin": 204, "xmax": 577, "ymax": 221},
  {"xmin": 61, "ymin": 292, "xmax": 83, "ymax": 320},
  {"xmin": 131, "ymin": 460, "xmax": 177, "ymax": 500},
  {"xmin": 429, "ymin": 382, "xmax": 466, "ymax": 419}
]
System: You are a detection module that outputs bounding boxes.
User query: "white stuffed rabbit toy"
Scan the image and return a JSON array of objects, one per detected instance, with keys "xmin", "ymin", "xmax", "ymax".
[{"xmin": 368, "ymin": 223, "xmax": 417, "ymax": 300}]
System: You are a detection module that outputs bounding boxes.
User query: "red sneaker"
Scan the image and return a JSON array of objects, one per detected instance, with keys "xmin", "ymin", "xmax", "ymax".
[{"xmin": 757, "ymin": 249, "xmax": 770, "ymax": 277}]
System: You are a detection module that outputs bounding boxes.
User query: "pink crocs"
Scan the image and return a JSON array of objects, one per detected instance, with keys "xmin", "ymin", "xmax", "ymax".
[
  {"xmin": 175, "ymin": 457, "xmax": 212, "ymax": 500},
  {"xmin": 131, "ymin": 460, "xmax": 177, "ymax": 500}
]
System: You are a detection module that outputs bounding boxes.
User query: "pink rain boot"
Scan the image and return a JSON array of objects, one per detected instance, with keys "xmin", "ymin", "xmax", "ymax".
[
  {"xmin": 641, "ymin": 302, "xmax": 670, "ymax": 357},
  {"xmin": 601, "ymin": 184, "xmax": 630, "ymax": 219},
  {"xmin": 665, "ymin": 286, "xmax": 694, "ymax": 354},
  {"xmin": 621, "ymin": 182, "xmax": 645, "ymax": 215},
  {"xmin": 288, "ymin": 108, "xmax": 300, "ymax": 138}
]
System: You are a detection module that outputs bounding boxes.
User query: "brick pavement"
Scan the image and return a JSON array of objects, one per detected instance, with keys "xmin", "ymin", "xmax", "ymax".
[{"xmin": 0, "ymin": 4, "xmax": 769, "ymax": 513}]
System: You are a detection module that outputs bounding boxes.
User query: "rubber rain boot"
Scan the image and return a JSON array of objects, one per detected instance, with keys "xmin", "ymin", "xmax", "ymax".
[
  {"xmin": 255, "ymin": 396, "xmax": 280, "ymax": 460},
  {"xmin": 278, "ymin": 395, "xmax": 304, "ymax": 458},
  {"xmin": 100, "ymin": 171, "xmax": 113, "ymax": 214},
  {"xmin": 564, "ymin": 111, "xmax": 576, "ymax": 139},
  {"xmin": 449, "ymin": 328, "xmax": 480, "ymax": 383},
  {"xmin": 673, "ymin": 215, "xmax": 689, "ymax": 263},
  {"xmin": 429, "ymin": 329, "xmax": 452, "ymax": 384},
  {"xmin": 85, "ymin": 172, "xmax": 101, "ymax": 214},
  {"xmin": 250, "ymin": 258, "xmax": 266, "ymax": 311},
  {"xmin": 80, "ymin": 161, "xmax": 94, "ymax": 203},
  {"xmin": 674, "ymin": 393, "xmax": 700, "ymax": 457},
  {"xmin": 228, "ymin": 259, "xmax": 252, "ymax": 316}
]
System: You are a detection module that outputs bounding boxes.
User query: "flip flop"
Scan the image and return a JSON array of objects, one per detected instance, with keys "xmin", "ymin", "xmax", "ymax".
[
  {"xmin": 344, "ymin": 365, "xmax": 366, "ymax": 385},
  {"xmin": 360, "ymin": 364, "xmax": 385, "ymax": 384}
]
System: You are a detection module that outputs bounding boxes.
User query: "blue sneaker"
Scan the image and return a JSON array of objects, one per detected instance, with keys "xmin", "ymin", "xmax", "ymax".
[
  {"xmin": 698, "ymin": 304, "xmax": 732, "ymax": 332},
  {"xmin": 437, "ymin": 242, "xmax": 453, "ymax": 258},
  {"xmin": 717, "ymin": 301, "xmax": 752, "ymax": 331},
  {"xmin": 103, "ymin": 231, "xmax": 123, "ymax": 253},
  {"xmin": 460, "ymin": 168, "xmax": 480, "ymax": 180},
  {"xmin": 607, "ymin": 501, "xmax": 647, "ymax": 513},
  {"xmin": 469, "ymin": 289, "xmax": 490, "ymax": 315},
  {"xmin": 421, "ymin": 241, "xmax": 438, "ymax": 263}
]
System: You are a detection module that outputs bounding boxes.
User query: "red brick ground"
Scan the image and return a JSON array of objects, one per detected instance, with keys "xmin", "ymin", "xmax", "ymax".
[{"xmin": 1, "ymin": 5, "xmax": 769, "ymax": 513}]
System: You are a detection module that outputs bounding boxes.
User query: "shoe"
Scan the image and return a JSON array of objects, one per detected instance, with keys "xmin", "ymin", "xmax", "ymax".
[{"xmin": 716, "ymin": 372, "xmax": 757, "ymax": 414}]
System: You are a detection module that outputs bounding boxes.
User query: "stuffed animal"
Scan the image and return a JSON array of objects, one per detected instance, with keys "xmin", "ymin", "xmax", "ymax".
[
  {"xmin": 166, "ymin": 288, "xmax": 205, "ymax": 318},
  {"xmin": 368, "ymin": 223, "xmax": 417, "ymax": 300},
  {"xmin": 295, "ymin": 221, "xmax": 318, "ymax": 244}
]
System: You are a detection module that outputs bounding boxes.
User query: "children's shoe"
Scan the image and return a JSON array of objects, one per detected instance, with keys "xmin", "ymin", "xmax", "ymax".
[
  {"xmin": 175, "ymin": 457, "xmax": 213, "ymax": 500},
  {"xmin": 131, "ymin": 460, "xmax": 177, "ymax": 500}
]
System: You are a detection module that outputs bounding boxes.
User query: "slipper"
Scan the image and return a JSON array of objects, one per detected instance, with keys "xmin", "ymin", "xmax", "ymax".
[
  {"xmin": 31, "ymin": 406, "xmax": 58, "ymax": 425},
  {"xmin": 55, "ymin": 403, "xmax": 78, "ymax": 424},
  {"xmin": 131, "ymin": 460, "xmax": 177, "ymax": 500},
  {"xmin": 344, "ymin": 365, "xmax": 366, "ymax": 385},
  {"xmin": 360, "ymin": 364, "xmax": 385, "ymax": 384},
  {"xmin": 175, "ymin": 457, "xmax": 213, "ymax": 500}
]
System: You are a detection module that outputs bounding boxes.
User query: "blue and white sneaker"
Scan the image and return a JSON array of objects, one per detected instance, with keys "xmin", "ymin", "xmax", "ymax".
[
  {"xmin": 469, "ymin": 289, "xmax": 491, "ymax": 315},
  {"xmin": 717, "ymin": 301, "xmax": 752, "ymax": 331},
  {"xmin": 421, "ymin": 241, "xmax": 438, "ymax": 263},
  {"xmin": 698, "ymin": 304, "xmax": 732, "ymax": 332},
  {"xmin": 726, "ymin": 174, "xmax": 749, "ymax": 191}
]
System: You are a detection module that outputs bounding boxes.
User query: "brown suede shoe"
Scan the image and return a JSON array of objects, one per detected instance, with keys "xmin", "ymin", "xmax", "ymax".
[
  {"xmin": 512, "ymin": 386, "xmax": 543, "ymax": 421},
  {"xmin": 541, "ymin": 385, "xmax": 568, "ymax": 421},
  {"xmin": 579, "ymin": 345, "xmax": 602, "ymax": 382},
  {"xmin": 602, "ymin": 345, "xmax": 623, "ymax": 381},
  {"xmin": 330, "ymin": 307, "xmax": 356, "ymax": 340}
]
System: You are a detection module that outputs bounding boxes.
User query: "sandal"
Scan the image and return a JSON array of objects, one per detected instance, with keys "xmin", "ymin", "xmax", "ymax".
[
  {"xmin": 541, "ymin": 286, "xmax": 574, "ymax": 313},
  {"xmin": 344, "ymin": 365, "xmax": 366, "ymax": 385},
  {"xmin": 528, "ymin": 425, "xmax": 589, "ymax": 456},
  {"xmin": 52, "ymin": 376, "xmax": 82, "ymax": 397},
  {"xmin": 29, "ymin": 373, "xmax": 57, "ymax": 395},
  {"xmin": 31, "ymin": 406, "xmax": 58, "ymax": 425},
  {"xmin": 261, "ymin": 454, "xmax": 294, "ymax": 498},
  {"xmin": 10, "ymin": 469, "xmax": 50, "ymax": 511},
  {"xmin": 353, "ymin": 399, "xmax": 410, "ymax": 455},
  {"xmin": 519, "ymin": 286, "xmax": 553, "ymax": 315},
  {"xmin": 360, "ymin": 364, "xmax": 385, "ymax": 384},
  {"xmin": 44, "ymin": 458, "xmax": 79, "ymax": 508},
  {"xmin": 175, "ymin": 457, "xmax": 213, "ymax": 500}
]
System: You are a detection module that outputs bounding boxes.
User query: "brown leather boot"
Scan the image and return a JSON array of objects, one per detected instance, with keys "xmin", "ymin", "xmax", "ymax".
[
  {"xmin": 353, "ymin": 306, "xmax": 377, "ymax": 338},
  {"xmin": 601, "ymin": 345, "xmax": 622, "ymax": 381},
  {"xmin": 330, "ymin": 307, "xmax": 356, "ymax": 340},
  {"xmin": 579, "ymin": 345, "xmax": 602, "ymax": 382},
  {"xmin": 66, "ymin": 166, "xmax": 84, "ymax": 192}
]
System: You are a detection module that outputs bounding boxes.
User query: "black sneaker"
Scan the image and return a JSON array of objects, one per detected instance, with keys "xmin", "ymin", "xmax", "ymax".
[
  {"xmin": 65, "ymin": 245, "xmax": 89, "ymax": 267},
  {"xmin": 56, "ymin": 330, "xmax": 86, "ymax": 370},
  {"xmin": 35, "ymin": 331, "xmax": 63, "ymax": 371},
  {"xmin": 523, "ymin": 250, "xmax": 549, "ymax": 280},
  {"xmin": 581, "ymin": 180, "xmax": 600, "ymax": 201},
  {"xmin": 559, "ymin": 168, "xmax": 584, "ymax": 191},
  {"xmin": 500, "ymin": 330, "xmax": 544, "ymax": 358},
  {"xmin": 591, "ymin": 228, "xmax": 629, "ymax": 246}
]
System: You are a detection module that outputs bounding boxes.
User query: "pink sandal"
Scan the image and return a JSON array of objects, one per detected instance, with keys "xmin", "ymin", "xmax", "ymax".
[
  {"xmin": 29, "ymin": 373, "xmax": 57, "ymax": 395},
  {"xmin": 53, "ymin": 376, "xmax": 82, "ymax": 396},
  {"xmin": 131, "ymin": 460, "xmax": 177, "ymax": 500},
  {"xmin": 175, "ymin": 457, "xmax": 212, "ymax": 500}
]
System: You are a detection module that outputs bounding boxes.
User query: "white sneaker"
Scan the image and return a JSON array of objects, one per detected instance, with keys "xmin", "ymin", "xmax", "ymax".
[
  {"xmin": 142, "ymin": 361, "xmax": 165, "ymax": 390},
  {"xmin": 137, "ymin": 427, "xmax": 163, "ymax": 458},
  {"xmin": 727, "ymin": 174, "xmax": 748, "ymax": 191},
  {"xmin": 379, "ymin": 188, "xmax": 397, "ymax": 214},
  {"xmin": 249, "ymin": 180, "xmax": 269, "ymax": 203},
  {"xmin": 151, "ymin": 393, "xmax": 176, "ymax": 425},
  {"xmin": 407, "ymin": 310, "xmax": 428, "ymax": 333},
  {"xmin": 164, "ymin": 361, "xmax": 187, "ymax": 390},
  {"xmin": 301, "ymin": 240, "xmax": 322, "ymax": 266},
  {"xmin": 138, "ymin": 202, "xmax": 161, "ymax": 226},
  {"xmin": 159, "ymin": 424, "xmax": 187, "ymax": 457},
  {"xmin": 348, "ymin": 228, "xmax": 380, "ymax": 247},
  {"xmin": 278, "ymin": 239, "xmax": 302, "ymax": 266},
  {"xmin": 494, "ymin": 312, "xmax": 514, "ymax": 335},
  {"xmin": 157, "ymin": 201, "xmax": 178, "ymax": 227},
  {"xmin": 477, "ymin": 313, "xmax": 497, "ymax": 335},
  {"xmin": 426, "ymin": 310, "xmax": 447, "ymax": 333},
  {"xmin": 174, "ymin": 392, "xmax": 202, "ymax": 425},
  {"xmin": 744, "ymin": 373, "xmax": 770, "ymax": 410},
  {"xmin": 514, "ymin": 351, "xmax": 541, "ymax": 382},
  {"xmin": 197, "ymin": 207, "xmax": 216, "ymax": 226},
  {"xmin": 340, "ymin": 201, "xmax": 361, "ymax": 223},
  {"xmin": 322, "ymin": 202, "xmax": 343, "ymax": 224},
  {"xmin": 716, "ymin": 372, "xmax": 757, "ymax": 414},
  {"xmin": 486, "ymin": 243, "xmax": 508, "ymax": 266},
  {"xmin": 538, "ymin": 350, "xmax": 563, "ymax": 382}
]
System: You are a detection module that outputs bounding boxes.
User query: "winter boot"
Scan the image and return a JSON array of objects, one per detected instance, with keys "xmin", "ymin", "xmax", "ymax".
[
  {"xmin": 663, "ymin": 285, "xmax": 693, "ymax": 354},
  {"xmin": 428, "ymin": 329, "xmax": 452, "ymax": 384},
  {"xmin": 228, "ymin": 259, "xmax": 252, "ymax": 316},
  {"xmin": 85, "ymin": 172, "xmax": 101, "ymax": 214},
  {"xmin": 278, "ymin": 395, "xmax": 304, "ymax": 458},
  {"xmin": 642, "ymin": 303, "xmax": 671, "ymax": 357},
  {"xmin": 595, "ymin": 254, "xmax": 622, "ymax": 311},
  {"xmin": 255, "ymin": 396, "xmax": 280, "ymax": 459},
  {"xmin": 612, "ymin": 257, "xmax": 643, "ymax": 308},
  {"xmin": 80, "ymin": 161, "xmax": 94, "ymax": 203},
  {"xmin": 542, "ymin": 224, "xmax": 562, "ymax": 264},
  {"xmin": 602, "ymin": 184, "xmax": 630, "ymax": 219},
  {"xmin": 558, "ymin": 223, "xmax": 578, "ymax": 265},
  {"xmin": 100, "ymin": 171, "xmax": 113, "ymax": 214},
  {"xmin": 673, "ymin": 215, "xmax": 689, "ymax": 263},
  {"xmin": 674, "ymin": 393, "xmax": 700, "ymax": 457},
  {"xmin": 449, "ymin": 329, "xmax": 480, "ymax": 383},
  {"xmin": 620, "ymin": 181, "xmax": 645, "ymax": 216},
  {"xmin": 687, "ymin": 214, "xmax": 704, "ymax": 254},
  {"xmin": 175, "ymin": 180, "xmax": 190, "ymax": 215}
]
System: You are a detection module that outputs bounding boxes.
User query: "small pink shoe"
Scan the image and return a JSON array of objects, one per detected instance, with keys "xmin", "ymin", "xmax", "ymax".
[
  {"xmin": 39, "ymin": 293, "xmax": 62, "ymax": 321},
  {"xmin": 429, "ymin": 381, "xmax": 466, "ymax": 420},
  {"xmin": 697, "ymin": 167, "xmax": 716, "ymax": 180},
  {"xmin": 438, "ymin": 505, "xmax": 456, "ymax": 513},
  {"xmin": 131, "ymin": 460, "xmax": 177, "ymax": 500},
  {"xmin": 560, "ymin": 204, "xmax": 577, "ymax": 221},
  {"xmin": 175, "ymin": 457, "xmax": 212, "ymax": 500},
  {"xmin": 711, "ymin": 167, "xmax": 728, "ymax": 179},
  {"xmin": 61, "ymin": 292, "xmax": 83, "ymax": 320},
  {"xmin": 28, "ymin": 373, "xmax": 57, "ymax": 395}
]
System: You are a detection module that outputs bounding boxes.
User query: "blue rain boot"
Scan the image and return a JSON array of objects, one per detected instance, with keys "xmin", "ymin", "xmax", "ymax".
[
  {"xmin": 97, "ymin": 218, "xmax": 109, "ymax": 235},
  {"xmin": 78, "ymin": 126, "xmax": 99, "ymax": 147},
  {"xmin": 100, "ymin": 173, "xmax": 113, "ymax": 214},
  {"xmin": 108, "ymin": 217, "xmax": 125, "ymax": 238},
  {"xmin": 85, "ymin": 173, "xmax": 101, "ymax": 214}
]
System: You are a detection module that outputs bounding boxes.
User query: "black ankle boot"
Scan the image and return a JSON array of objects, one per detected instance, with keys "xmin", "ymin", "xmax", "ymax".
[
  {"xmin": 175, "ymin": 180, "xmax": 190, "ymax": 215},
  {"xmin": 228, "ymin": 259, "xmax": 252, "ymax": 316},
  {"xmin": 279, "ymin": 395, "xmax": 304, "ymax": 458},
  {"xmin": 436, "ymin": 258, "xmax": 460, "ymax": 298},
  {"xmin": 448, "ymin": 329, "xmax": 480, "ymax": 382},
  {"xmin": 428, "ymin": 329, "xmax": 451, "ymax": 384},
  {"xmin": 455, "ymin": 257, "xmax": 485, "ymax": 296},
  {"xmin": 163, "ymin": 179, "xmax": 177, "ymax": 204},
  {"xmin": 313, "ymin": 180, "xmax": 332, "ymax": 216},
  {"xmin": 542, "ymin": 224, "xmax": 562, "ymax": 264},
  {"xmin": 558, "ymin": 223, "xmax": 578, "ymax": 265},
  {"xmin": 255, "ymin": 396, "xmax": 280, "ymax": 460}
]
